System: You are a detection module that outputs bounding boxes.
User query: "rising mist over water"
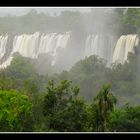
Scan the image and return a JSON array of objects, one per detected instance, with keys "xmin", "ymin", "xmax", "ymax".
[
  {"xmin": 0, "ymin": 8, "xmax": 138, "ymax": 74},
  {"xmin": 0, "ymin": 7, "xmax": 140, "ymax": 132}
]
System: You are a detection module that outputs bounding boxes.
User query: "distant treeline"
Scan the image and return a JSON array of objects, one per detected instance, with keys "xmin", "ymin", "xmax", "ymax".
[{"xmin": 0, "ymin": 8, "xmax": 137, "ymax": 36}]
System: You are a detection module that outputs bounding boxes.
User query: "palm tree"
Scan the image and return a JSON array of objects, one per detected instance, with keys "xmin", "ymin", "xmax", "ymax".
[{"xmin": 94, "ymin": 84, "xmax": 117, "ymax": 132}]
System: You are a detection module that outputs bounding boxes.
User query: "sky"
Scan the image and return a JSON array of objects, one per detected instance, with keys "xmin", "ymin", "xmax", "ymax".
[{"xmin": 0, "ymin": 7, "xmax": 92, "ymax": 17}]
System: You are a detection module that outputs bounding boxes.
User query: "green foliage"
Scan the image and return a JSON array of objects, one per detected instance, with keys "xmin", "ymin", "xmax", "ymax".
[
  {"xmin": 0, "ymin": 8, "xmax": 124, "ymax": 36},
  {"xmin": 0, "ymin": 90, "xmax": 32, "ymax": 131},
  {"xmin": 43, "ymin": 80, "xmax": 88, "ymax": 132},
  {"xmin": 30, "ymin": 93, "xmax": 45, "ymax": 131},
  {"xmin": 117, "ymin": 8, "xmax": 140, "ymax": 34},
  {"xmin": 122, "ymin": 9, "xmax": 140, "ymax": 27},
  {"xmin": 23, "ymin": 77, "xmax": 39, "ymax": 95},
  {"xmin": 0, "ymin": 53, "xmax": 44, "ymax": 93},
  {"xmin": 0, "ymin": 8, "xmax": 140, "ymax": 131},
  {"xmin": 0, "ymin": 70, "xmax": 15, "ymax": 90},
  {"xmin": 109, "ymin": 104, "xmax": 140, "ymax": 132},
  {"xmin": 67, "ymin": 55, "xmax": 108, "ymax": 100},
  {"xmin": 6, "ymin": 53, "xmax": 36, "ymax": 79},
  {"xmin": 70, "ymin": 55, "xmax": 106, "ymax": 75},
  {"xmin": 92, "ymin": 84, "xmax": 117, "ymax": 132},
  {"xmin": 51, "ymin": 50, "xmax": 140, "ymax": 107}
]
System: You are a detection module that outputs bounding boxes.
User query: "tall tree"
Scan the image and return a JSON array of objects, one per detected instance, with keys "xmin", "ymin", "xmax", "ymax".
[
  {"xmin": 43, "ymin": 80, "xmax": 88, "ymax": 132},
  {"xmin": 93, "ymin": 84, "xmax": 117, "ymax": 131}
]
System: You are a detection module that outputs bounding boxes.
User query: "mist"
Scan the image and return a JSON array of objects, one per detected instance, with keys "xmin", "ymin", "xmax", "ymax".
[
  {"xmin": 0, "ymin": 7, "xmax": 132, "ymax": 74},
  {"xmin": 0, "ymin": 7, "xmax": 140, "ymax": 132},
  {"xmin": 0, "ymin": 7, "xmax": 91, "ymax": 17},
  {"xmin": 0, "ymin": 7, "xmax": 139, "ymax": 102}
]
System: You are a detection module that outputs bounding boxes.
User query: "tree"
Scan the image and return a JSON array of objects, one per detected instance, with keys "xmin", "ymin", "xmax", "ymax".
[
  {"xmin": 43, "ymin": 80, "xmax": 88, "ymax": 132},
  {"xmin": 23, "ymin": 77, "xmax": 39, "ymax": 96},
  {"xmin": 0, "ymin": 69, "xmax": 15, "ymax": 90},
  {"xmin": 109, "ymin": 104, "xmax": 140, "ymax": 132},
  {"xmin": 3, "ymin": 53, "xmax": 40, "ymax": 91},
  {"xmin": 120, "ymin": 8, "xmax": 140, "ymax": 34},
  {"xmin": 68, "ymin": 55, "xmax": 108, "ymax": 101},
  {"xmin": 6, "ymin": 53, "xmax": 36, "ymax": 79},
  {"xmin": 0, "ymin": 90, "xmax": 32, "ymax": 131},
  {"xmin": 92, "ymin": 84, "xmax": 117, "ymax": 132}
]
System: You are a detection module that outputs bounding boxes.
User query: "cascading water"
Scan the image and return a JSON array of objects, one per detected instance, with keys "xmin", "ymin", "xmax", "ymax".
[
  {"xmin": 84, "ymin": 34, "xmax": 116, "ymax": 64},
  {"xmin": 38, "ymin": 32, "xmax": 70, "ymax": 65},
  {"xmin": 12, "ymin": 32, "xmax": 40, "ymax": 58},
  {"xmin": 84, "ymin": 34, "xmax": 139, "ymax": 65},
  {"xmin": 0, "ymin": 35, "xmax": 8, "ymax": 59},
  {"xmin": 0, "ymin": 32, "xmax": 139, "ymax": 70},
  {"xmin": 112, "ymin": 34, "xmax": 139, "ymax": 64},
  {"xmin": 0, "ymin": 32, "xmax": 71, "ymax": 68}
]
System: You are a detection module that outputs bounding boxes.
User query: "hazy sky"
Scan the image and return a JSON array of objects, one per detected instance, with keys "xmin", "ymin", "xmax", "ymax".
[{"xmin": 0, "ymin": 7, "xmax": 92, "ymax": 17}]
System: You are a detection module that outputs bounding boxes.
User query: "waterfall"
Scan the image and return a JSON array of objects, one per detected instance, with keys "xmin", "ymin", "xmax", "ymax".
[
  {"xmin": 84, "ymin": 34, "xmax": 116, "ymax": 64},
  {"xmin": 12, "ymin": 32, "xmax": 40, "ymax": 58},
  {"xmin": 0, "ymin": 32, "xmax": 139, "ymax": 70},
  {"xmin": 0, "ymin": 35, "xmax": 8, "ymax": 59},
  {"xmin": 112, "ymin": 34, "xmax": 139, "ymax": 64},
  {"xmin": 84, "ymin": 34, "xmax": 139, "ymax": 65},
  {"xmin": 0, "ymin": 32, "xmax": 71, "ymax": 68},
  {"xmin": 38, "ymin": 32, "xmax": 70, "ymax": 65}
]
